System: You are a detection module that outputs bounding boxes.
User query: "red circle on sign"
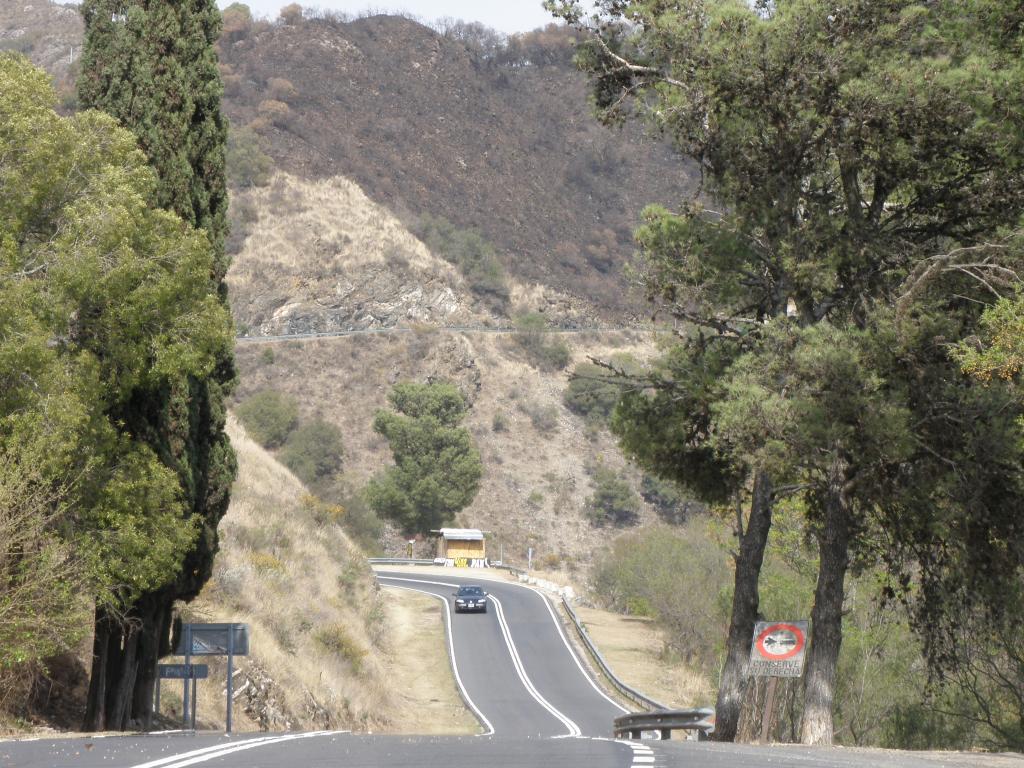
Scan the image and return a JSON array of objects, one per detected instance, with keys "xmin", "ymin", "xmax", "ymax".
[{"xmin": 756, "ymin": 623, "xmax": 805, "ymax": 661}]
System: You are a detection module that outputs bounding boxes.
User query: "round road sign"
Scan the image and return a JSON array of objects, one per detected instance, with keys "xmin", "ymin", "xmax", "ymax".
[{"xmin": 755, "ymin": 623, "xmax": 806, "ymax": 661}]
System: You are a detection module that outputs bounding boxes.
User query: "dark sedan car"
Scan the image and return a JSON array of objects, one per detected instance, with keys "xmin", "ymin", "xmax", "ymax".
[{"xmin": 453, "ymin": 584, "xmax": 488, "ymax": 613}]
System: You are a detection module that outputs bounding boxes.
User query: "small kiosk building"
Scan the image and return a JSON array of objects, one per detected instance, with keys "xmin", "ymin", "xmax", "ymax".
[{"xmin": 434, "ymin": 528, "xmax": 486, "ymax": 563}]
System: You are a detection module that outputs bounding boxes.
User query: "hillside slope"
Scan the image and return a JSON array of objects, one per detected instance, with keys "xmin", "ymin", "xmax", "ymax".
[
  {"xmin": 183, "ymin": 416, "xmax": 454, "ymax": 732},
  {"xmin": 219, "ymin": 13, "xmax": 696, "ymax": 317}
]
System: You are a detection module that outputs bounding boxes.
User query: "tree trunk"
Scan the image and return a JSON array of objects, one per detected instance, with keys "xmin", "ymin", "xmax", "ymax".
[
  {"xmin": 713, "ymin": 469, "xmax": 774, "ymax": 742},
  {"xmin": 83, "ymin": 594, "xmax": 171, "ymax": 731},
  {"xmin": 800, "ymin": 457, "xmax": 852, "ymax": 746}
]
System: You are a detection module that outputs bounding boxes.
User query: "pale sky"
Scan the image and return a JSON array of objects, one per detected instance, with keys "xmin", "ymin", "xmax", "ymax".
[{"xmin": 220, "ymin": 1, "xmax": 558, "ymax": 33}]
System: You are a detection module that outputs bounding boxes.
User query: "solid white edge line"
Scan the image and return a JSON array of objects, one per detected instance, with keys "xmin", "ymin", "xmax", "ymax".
[
  {"xmin": 489, "ymin": 595, "xmax": 581, "ymax": 737},
  {"xmin": 130, "ymin": 731, "xmax": 334, "ymax": 768},
  {"xmin": 379, "ymin": 582, "xmax": 496, "ymax": 736},
  {"xmin": 378, "ymin": 571, "xmax": 632, "ymax": 714},
  {"xmin": 379, "ymin": 575, "xmax": 581, "ymax": 737},
  {"xmin": 128, "ymin": 736, "xmax": 281, "ymax": 768}
]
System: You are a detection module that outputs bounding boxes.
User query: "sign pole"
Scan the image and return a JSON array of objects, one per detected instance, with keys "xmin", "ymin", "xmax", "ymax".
[
  {"xmin": 760, "ymin": 677, "xmax": 779, "ymax": 743},
  {"xmin": 226, "ymin": 626, "xmax": 235, "ymax": 734},
  {"xmin": 191, "ymin": 675, "xmax": 198, "ymax": 730},
  {"xmin": 154, "ymin": 677, "xmax": 161, "ymax": 720},
  {"xmin": 183, "ymin": 624, "xmax": 192, "ymax": 730}
]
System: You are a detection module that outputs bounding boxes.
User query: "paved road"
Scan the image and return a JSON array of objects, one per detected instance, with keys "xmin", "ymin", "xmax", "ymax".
[
  {"xmin": 375, "ymin": 570, "xmax": 627, "ymax": 738},
  {"xmin": 4, "ymin": 568, "xmax": 1019, "ymax": 767}
]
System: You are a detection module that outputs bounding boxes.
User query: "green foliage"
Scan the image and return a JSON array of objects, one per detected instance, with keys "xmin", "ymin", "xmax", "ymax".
[
  {"xmin": 78, "ymin": 0, "xmax": 229, "ymax": 277},
  {"xmin": 0, "ymin": 53, "xmax": 234, "ymax": 666},
  {"xmin": 313, "ymin": 623, "xmax": 366, "ymax": 674},
  {"xmin": 236, "ymin": 390, "xmax": 299, "ymax": 449},
  {"xmin": 639, "ymin": 474, "xmax": 692, "ymax": 525},
  {"xmin": 226, "ymin": 124, "xmax": 273, "ymax": 188},
  {"xmin": 584, "ymin": 465, "xmax": 640, "ymax": 527},
  {"xmin": 279, "ymin": 419, "xmax": 344, "ymax": 487},
  {"xmin": 512, "ymin": 312, "xmax": 571, "ymax": 371},
  {"xmin": 77, "ymin": 0, "xmax": 237, "ymax": 728},
  {"xmin": 564, "ymin": 361, "xmax": 625, "ymax": 423},
  {"xmin": 554, "ymin": 0, "xmax": 1024, "ymax": 741},
  {"xmin": 413, "ymin": 214, "xmax": 509, "ymax": 308},
  {"xmin": 955, "ymin": 280, "xmax": 1024, "ymax": 383},
  {"xmin": 592, "ymin": 522, "xmax": 731, "ymax": 667},
  {"xmin": 365, "ymin": 382, "xmax": 482, "ymax": 534}
]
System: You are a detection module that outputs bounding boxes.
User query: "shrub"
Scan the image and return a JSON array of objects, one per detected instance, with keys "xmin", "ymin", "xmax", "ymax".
[
  {"xmin": 248, "ymin": 551, "xmax": 285, "ymax": 573},
  {"xmin": 313, "ymin": 623, "xmax": 367, "ymax": 674},
  {"xmin": 512, "ymin": 312, "xmax": 570, "ymax": 371},
  {"xmin": 257, "ymin": 99, "xmax": 292, "ymax": 129},
  {"xmin": 640, "ymin": 474, "xmax": 693, "ymax": 525},
  {"xmin": 564, "ymin": 362, "xmax": 622, "ymax": 423},
  {"xmin": 520, "ymin": 400, "xmax": 559, "ymax": 435},
  {"xmin": 592, "ymin": 522, "xmax": 731, "ymax": 667},
  {"xmin": 585, "ymin": 466, "xmax": 640, "ymax": 526},
  {"xmin": 236, "ymin": 390, "xmax": 299, "ymax": 448},
  {"xmin": 491, "ymin": 411, "xmax": 508, "ymax": 432},
  {"xmin": 259, "ymin": 347, "xmax": 275, "ymax": 366},
  {"xmin": 226, "ymin": 125, "xmax": 273, "ymax": 188},
  {"xmin": 412, "ymin": 214, "xmax": 509, "ymax": 308},
  {"xmin": 279, "ymin": 419, "xmax": 344, "ymax": 487},
  {"xmin": 266, "ymin": 77, "xmax": 297, "ymax": 102}
]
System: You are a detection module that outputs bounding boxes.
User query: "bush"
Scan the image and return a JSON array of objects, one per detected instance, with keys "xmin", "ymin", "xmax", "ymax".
[
  {"xmin": 585, "ymin": 466, "xmax": 640, "ymax": 526},
  {"xmin": 257, "ymin": 99, "xmax": 292, "ymax": 129},
  {"xmin": 519, "ymin": 400, "xmax": 559, "ymax": 435},
  {"xmin": 279, "ymin": 419, "xmax": 343, "ymax": 487},
  {"xmin": 236, "ymin": 390, "xmax": 299, "ymax": 448},
  {"xmin": 266, "ymin": 77, "xmax": 297, "ymax": 102},
  {"xmin": 226, "ymin": 125, "xmax": 273, "ymax": 188},
  {"xmin": 512, "ymin": 312, "xmax": 571, "ymax": 371},
  {"xmin": 564, "ymin": 362, "xmax": 621, "ymax": 422},
  {"xmin": 313, "ymin": 623, "xmax": 366, "ymax": 674},
  {"xmin": 491, "ymin": 411, "xmax": 508, "ymax": 432},
  {"xmin": 592, "ymin": 522, "xmax": 731, "ymax": 668},
  {"xmin": 412, "ymin": 214, "xmax": 509, "ymax": 308},
  {"xmin": 640, "ymin": 474, "xmax": 693, "ymax": 525}
]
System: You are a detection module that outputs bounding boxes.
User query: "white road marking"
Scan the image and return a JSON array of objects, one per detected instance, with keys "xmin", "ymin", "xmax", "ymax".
[
  {"xmin": 378, "ymin": 574, "xmax": 582, "ymax": 737},
  {"xmin": 129, "ymin": 731, "xmax": 335, "ymax": 768},
  {"xmin": 378, "ymin": 572, "xmax": 630, "ymax": 716},
  {"xmin": 490, "ymin": 594, "xmax": 582, "ymax": 737},
  {"xmin": 380, "ymin": 583, "xmax": 496, "ymax": 735}
]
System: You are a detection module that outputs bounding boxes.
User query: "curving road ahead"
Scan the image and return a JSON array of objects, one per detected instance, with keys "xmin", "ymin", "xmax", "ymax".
[
  {"xmin": 1, "ymin": 567, "xmax": 1011, "ymax": 768},
  {"xmin": 375, "ymin": 569, "xmax": 628, "ymax": 738}
]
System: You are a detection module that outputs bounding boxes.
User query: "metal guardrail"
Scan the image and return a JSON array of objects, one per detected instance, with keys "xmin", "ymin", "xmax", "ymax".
[
  {"xmin": 614, "ymin": 708, "xmax": 715, "ymax": 740},
  {"xmin": 236, "ymin": 325, "xmax": 642, "ymax": 344},
  {"xmin": 559, "ymin": 597, "xmax": 668, "ymax": 712},
  {"xmin": 365, "ymin": 556, "xmax": 714, "ymax": 735},
  {"xmin": 367, "ymin": 557, "xmax": 436, "ymax": 566}
]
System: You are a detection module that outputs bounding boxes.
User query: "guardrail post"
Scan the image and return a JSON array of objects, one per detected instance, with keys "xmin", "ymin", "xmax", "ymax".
[
  {"xmin": 660, "ymin": 728, "xmax": 671, "ymax": 740},
  {"xmin": 631, "ymin": 729, "xmax": 641, "ymax": 739}
]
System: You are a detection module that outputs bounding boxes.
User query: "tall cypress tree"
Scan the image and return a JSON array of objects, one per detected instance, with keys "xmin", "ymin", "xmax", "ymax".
[{"xmin": 78, "ymin": 0, "xmax": 236, "ymax": 730}]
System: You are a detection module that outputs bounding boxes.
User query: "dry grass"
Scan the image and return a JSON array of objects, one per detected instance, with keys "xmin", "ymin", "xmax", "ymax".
[
  {"xmin": 573, "ymin": 605, "xmax": 714, "ymax": 710},
  {"xmin": 378, "ymin": 588, "xmax": 479, "ymax": 735},
  {"xmin": 178, "ymin": 415, "xmax": 394, "ymax": 732}
]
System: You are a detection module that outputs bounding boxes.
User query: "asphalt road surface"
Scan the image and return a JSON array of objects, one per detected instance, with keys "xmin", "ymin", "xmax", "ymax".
[
  {"xmin": 375, "ymin": 570, "xmax": 628, "ymax": 738},
  {"xmin": 3, "ymin": 569, "xmax": 1020, "ymax": 768}
]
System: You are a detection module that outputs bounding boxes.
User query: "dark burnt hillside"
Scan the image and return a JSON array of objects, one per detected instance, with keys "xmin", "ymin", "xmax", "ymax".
[{"xmin": 219, "ymin": 14, "xmax": 698, "ymax": 317}]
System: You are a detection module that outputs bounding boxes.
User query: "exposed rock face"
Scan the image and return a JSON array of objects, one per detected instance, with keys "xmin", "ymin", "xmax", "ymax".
[{"xmin": 0, "ymin": 2, "xmax": 82, "ymax": 103}]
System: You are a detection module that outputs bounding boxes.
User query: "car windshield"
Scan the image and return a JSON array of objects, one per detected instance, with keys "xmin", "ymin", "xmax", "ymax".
[{"xmin": 457, "ymin": 586, "xmax": 484, "ymax": 596}]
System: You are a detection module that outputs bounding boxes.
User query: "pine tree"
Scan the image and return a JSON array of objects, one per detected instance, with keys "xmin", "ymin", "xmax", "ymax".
[{"xmin": 77, "ymin": 0, "xmax": 236, "ymax": 730}]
